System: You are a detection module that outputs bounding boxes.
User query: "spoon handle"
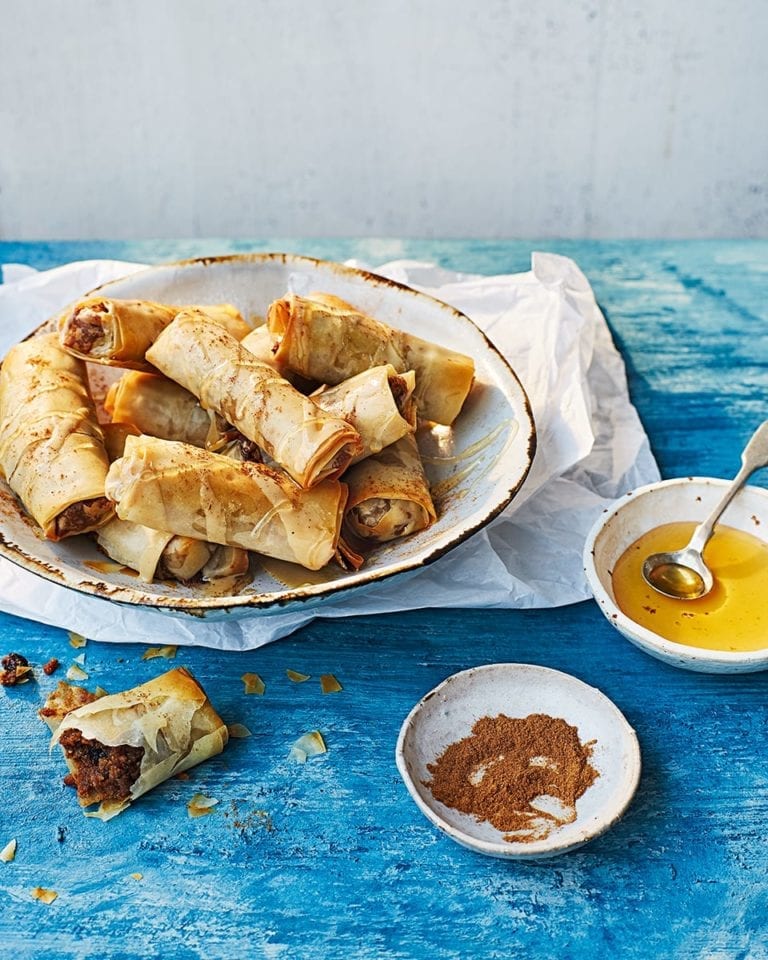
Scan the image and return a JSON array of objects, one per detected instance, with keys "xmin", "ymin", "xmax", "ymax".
[
  {"xmin": 740, "ymin": 418, "xmax": 768, "ymax": 472},
  {"xmin": 688, "ymin": 420, "xmax": 768, "ymax": 555}
]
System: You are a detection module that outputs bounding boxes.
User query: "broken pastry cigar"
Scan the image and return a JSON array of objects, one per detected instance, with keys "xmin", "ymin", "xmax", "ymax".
[
  {"xmin": 310, "ymin": 365, "xmax": 417, "ymax": 463},
  {"xmin": 146, "ymin": 310, "xmax": 362, "ymax": 488},
  {"xmin": 343, "ymin": 433, "xmax": 436, "ymax": 543},
  {"xmin": 0, "ymin": 333, "xmax": 113, "ymax": 539},
  {"xmin": 105, "ymin": 435, "xmax": 348, "ymax": 571},
  {"xmin": 266, "ymin": 292, "xmax": 475, "ymax": 425},
  {"xmin": 59, "ymin": 298, "xmax": 251, "ymax": 369},
  {"xmin": 44, "ymin": 668, "xmax": 228, "ymax": 820}
]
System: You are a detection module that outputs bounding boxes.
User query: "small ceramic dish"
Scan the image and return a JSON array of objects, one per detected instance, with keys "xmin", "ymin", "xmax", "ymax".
[
  {"xmin": 583, "ymin": 477, "xmax": 768, "ymax": 673},
  {"xmin": 395, "ymin": 663, "xmax": 641, "ymax": 859}
]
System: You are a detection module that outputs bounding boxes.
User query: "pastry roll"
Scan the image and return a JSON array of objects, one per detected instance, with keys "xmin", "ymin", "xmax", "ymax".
[
  {"xmin": 95, "ymin": 517, "xmax": 217, "ymax": 582},
  {"xmin": 105, "ymin": 371, "xmax": 213, "ymax": 448},
  {"xmin": 343, "ymin": 433, "xmax": 436, "ymax": 542},
  {"xmin": 106, "ymin": 436, "xmax": 348, "ymax": 571},
  {"xmin": 0, "ymin": 334, "xmax": 113, "ymax": 539},
  {"xmin": 311, "ymin": 365, "xmax": 416, "ymax": 463},
  {"xmin": 201, "ymin": 544, "xmax": 251, "ymax": 580},
  {"xmin": 98, "ymin": 417, "xmax": 249, "ymax": 582},
  {"xmin": 101, "ymin": 422, "xmax": 141, "ymax": 462},
  {"xmin": 96, "ymin": 422, "xmax": 248, "ymax": 582},
  {"xmin": 48, "ymin": 667, "xmax": 228, "ymax": 819},
  {"xmin": 59, "ymin": 298, "xmax": 251, "ymax": 369},
  {"xmin": 267, "ymin": 292, "xmax": 475, "ymax": 425},
  {"xmin": 146, "ymin": 310, "xmax": 362, "ymax": 488},
  {"xmin": 240, "ymin": 325, "xmax": 288, "ymax": 376}
]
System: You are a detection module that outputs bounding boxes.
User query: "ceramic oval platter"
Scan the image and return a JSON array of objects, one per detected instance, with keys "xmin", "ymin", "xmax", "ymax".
[{"xmin": 0, "ymin": 254, "xmax": 536, "ymax": 619}]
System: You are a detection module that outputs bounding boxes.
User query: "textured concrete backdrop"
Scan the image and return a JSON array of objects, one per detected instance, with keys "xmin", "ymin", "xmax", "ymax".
[{"xmin": 1, "ymin": 0, "xmax": 766, "ymax": 239}]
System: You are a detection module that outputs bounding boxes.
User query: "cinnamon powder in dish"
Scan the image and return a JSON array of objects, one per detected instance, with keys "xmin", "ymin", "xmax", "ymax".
[{"xmin": 424, "ymin": 713, "xmax": 598, "ymax": 843}]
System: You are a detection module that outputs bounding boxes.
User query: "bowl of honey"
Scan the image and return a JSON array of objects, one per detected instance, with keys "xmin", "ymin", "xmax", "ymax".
[{"xmin": 583, "ymin": 477, "xmax": 768, "ymax": 672}]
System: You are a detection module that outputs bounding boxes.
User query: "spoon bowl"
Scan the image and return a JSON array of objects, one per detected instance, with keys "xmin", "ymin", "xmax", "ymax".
[{"xmin": 641, "ymin": 548, "xmax": 711, "ymax": 600}]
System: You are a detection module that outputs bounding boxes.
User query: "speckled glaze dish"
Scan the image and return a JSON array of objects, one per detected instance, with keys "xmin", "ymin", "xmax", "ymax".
[
  {"xmin": 396, "ymin": 663, "xmax": 641, "ymax": 859},
  {"xmin": 0, "ymin": 254, "xmax": 536, "ymax": 619}
]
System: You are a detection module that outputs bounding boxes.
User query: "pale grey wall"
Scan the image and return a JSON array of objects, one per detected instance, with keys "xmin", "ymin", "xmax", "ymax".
[{"xmin": 1, "ymin": 0, "xmax": 766, "ymax": 239}]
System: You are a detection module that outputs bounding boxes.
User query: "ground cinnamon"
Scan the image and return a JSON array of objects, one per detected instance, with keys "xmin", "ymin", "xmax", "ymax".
[{"xmin": 424, "ymin": 713, "xmax": 598, "ymax": 843}]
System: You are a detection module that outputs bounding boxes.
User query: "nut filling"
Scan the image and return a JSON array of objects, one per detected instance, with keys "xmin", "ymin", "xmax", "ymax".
[
  {"xmin": 389, "ymin": 374, "xmax": 409, "ymax": 410},
  {"xmin": 63, "ymin": 307, "xmax": 108, "ymax": 354},
  {"xmin": 54, "ymin": 496, "xmax": 113, "ymax": 539},
  {"xmin": 58, "ymin": 729, "xmax": 144, "ymax": 806},
  {"xmin": 0, "ymin": 652, "xmax": 31, "ymax": 686}
]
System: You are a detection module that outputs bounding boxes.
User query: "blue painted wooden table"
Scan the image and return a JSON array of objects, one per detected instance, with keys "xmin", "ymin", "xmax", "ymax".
[{"xmin": 1, "ymin": 240, "xmax": 767, "ymax": 960}]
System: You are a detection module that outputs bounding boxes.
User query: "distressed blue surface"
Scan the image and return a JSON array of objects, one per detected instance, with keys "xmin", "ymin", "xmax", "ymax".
[{"xmin": 1, "ymin": 240, "xmax": 768, "ymax": 960}]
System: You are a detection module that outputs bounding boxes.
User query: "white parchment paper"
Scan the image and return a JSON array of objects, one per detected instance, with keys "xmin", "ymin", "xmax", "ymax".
[{"xmin": 0, "ymin": 253, "xmax": 659, "ymax": 649}]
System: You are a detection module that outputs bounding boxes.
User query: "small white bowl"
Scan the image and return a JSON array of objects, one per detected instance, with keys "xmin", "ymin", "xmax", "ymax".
[
  {"xmin": 583, "ymin": 477, "xmax": 768, "ymax": 673},
  {"xmin": 395, "ymin": 664, "xmax": 641, "ymax": 859}
]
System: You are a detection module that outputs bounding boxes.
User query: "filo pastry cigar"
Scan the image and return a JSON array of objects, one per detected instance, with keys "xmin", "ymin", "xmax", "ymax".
[
  {"xmin": 105, "ymin": 371, "xmax": 261, "ymax": 462},
  {"xmin": 95, "ymin": 518, "xmax": 248, "ymax": 583},
  {"xmin": 96, "ymin": 419, "xmax": 249, "ymax": 583},
  {"xmin": 0, "ymin": 333, "xmax": 113, "ymax": 539},
  {"xmin": 267, "ymin": 292, "xmax": 475, "ymax": 425},
  {"xmin": 59, "ymin": 298, "xmax": 251, "ymax": 369},
  {"xmin": 310, "ymin": 365, "xmax": 417, "ymax": 463},
  {"xmin": 240, "ymin": 325, "xmax": 293, "ymax": 378},
  {"xmin": 146, "ymin": 310, "xmax": 362, "ymax": 488},
  {"xmin": 343, "ymin": 433, "xmax": 436, "ymax": 543},
  {"xmin": 44, "ymin": 667, "xmax": 228, "ymax": 820},
  {"xmin": 106, "ymin": 436, "xmax": 348, "ymax": 571},
  {"xmin": 105, "ymin": 371, "xmax": 213, "ymax": 448}
]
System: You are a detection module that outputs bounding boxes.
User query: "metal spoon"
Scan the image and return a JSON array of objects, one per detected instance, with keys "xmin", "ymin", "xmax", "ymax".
[{"xmin": 642, "ymin": 420, "xmax": 768, "ymax": 600}]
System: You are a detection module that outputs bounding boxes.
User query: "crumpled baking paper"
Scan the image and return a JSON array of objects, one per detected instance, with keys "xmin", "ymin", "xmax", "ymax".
[{"xmin": 0, "ymin": 253, "xmax": 659, "ymax": 649}]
